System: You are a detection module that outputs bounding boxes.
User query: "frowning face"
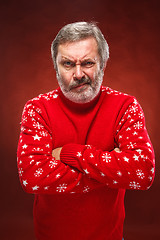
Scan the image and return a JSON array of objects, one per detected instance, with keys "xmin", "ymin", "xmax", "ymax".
[{"xmin": 56, "ymin": 37, "xmax": 104, "ymax": 103}]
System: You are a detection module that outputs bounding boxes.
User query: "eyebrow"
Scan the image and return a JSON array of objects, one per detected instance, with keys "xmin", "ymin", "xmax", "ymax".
[{"xmin": 60, "ymin": 56, "xmax": 96, "ymax": 62}]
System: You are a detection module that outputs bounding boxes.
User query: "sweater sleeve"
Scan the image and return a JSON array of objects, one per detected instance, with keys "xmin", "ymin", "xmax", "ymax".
[
  {"xmin": 60, "ymin": 98, "xmax": 155, "ymax": 190},
  {"xmin": 17, "ymin": 100, "xmax": 103, "ymax": 195}
]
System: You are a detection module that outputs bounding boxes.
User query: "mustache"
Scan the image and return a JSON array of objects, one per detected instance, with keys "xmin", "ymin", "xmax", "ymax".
[{"xmin": 69, "ymin": 77, "xmax": 91, "ymax": 90}]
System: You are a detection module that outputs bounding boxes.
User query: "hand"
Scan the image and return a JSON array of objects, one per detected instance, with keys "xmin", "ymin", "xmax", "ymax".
[
  {"xmin": 52, "ymin": 147, "xmax": 62, "ymax": 160},
  {"xmin": 114, "ymin": 148, "xmax": 121, "ymax": 153}
]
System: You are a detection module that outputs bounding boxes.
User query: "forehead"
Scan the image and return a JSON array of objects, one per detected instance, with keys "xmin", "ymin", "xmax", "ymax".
[{"xmin": 57, "ymin": 37, "xmax": 99, "ymax": 60}]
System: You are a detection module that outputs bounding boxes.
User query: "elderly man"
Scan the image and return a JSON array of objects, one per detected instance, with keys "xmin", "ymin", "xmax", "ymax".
[{"xmin": 17, "ymin": 22, "xmax": 155, "ymax": 240}]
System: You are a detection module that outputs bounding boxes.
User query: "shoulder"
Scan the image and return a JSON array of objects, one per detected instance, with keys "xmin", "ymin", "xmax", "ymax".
[
  {"xmin": 30, "ymin": 89, "xmax": 59, "ymax": 103},
  {"xmin": 101, "ymin": 86, "xmax": 135, "ymax": 104},
  {"xmin": 21, "ymin": 88, "xmax": 60, "ymax": 118},
  {"xmin": 24, "ymin": 88, "xmax": 60, "ymax": 108}
]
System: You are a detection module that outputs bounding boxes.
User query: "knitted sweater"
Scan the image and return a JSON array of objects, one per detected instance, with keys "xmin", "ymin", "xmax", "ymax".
[{"xmin": 17, "ymin": 86, "xmax": 155, "ymax": 240}]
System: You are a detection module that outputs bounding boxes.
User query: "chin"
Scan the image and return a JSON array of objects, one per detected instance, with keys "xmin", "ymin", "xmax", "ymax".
[{"xmin": 63, "ymin": 86, "xmax": 100, "ymax": 104}]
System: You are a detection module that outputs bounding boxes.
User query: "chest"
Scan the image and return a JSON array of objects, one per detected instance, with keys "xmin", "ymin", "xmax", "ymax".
[{"xmin": 47, "ymin": 100, "xmax": 117, "ymax": 151}]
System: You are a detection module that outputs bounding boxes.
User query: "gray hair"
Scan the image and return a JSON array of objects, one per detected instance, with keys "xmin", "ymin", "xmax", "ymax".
[{"xmin": 51, "ymin": 21, "xmax": 109, "ymax": 70}]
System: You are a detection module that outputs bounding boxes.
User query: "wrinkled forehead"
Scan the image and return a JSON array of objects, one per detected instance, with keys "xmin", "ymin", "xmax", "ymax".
[{"xmin": 57, "ymin": 37, "xmax": 99, "ymax": 61}]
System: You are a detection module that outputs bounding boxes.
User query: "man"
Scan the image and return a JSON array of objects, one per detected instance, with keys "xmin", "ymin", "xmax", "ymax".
[{"xmin": 17, "ymin": 22, "xmax": 155, "ymax": 240}]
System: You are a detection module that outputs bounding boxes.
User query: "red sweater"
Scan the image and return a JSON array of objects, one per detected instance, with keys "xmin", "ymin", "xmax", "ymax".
[{"xmin": 17, "ymin": 86, "xmax": 155, "ymax": 240}]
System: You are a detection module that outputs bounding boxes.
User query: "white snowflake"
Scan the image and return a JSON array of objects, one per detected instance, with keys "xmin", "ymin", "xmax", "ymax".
[
  {"xmin": 100, "ymin": 172, "xmax": 105, "ymax": 177},
  {"xmin": 45, "ymin": 144, "xmax": 50, "ymax": 148},
  {"xmin": 76, "ymin": 181, "xmax": 80, "ymax": 186},
  {"xmin": 129, "ymin": 181, "xmax": 141, "ymax": 189},
  {"xmin": 84, "ymin": 169, "xmax": 89, "ymax": 174},
  {"xmin": 129, "ymin": 105, "xmax": 138, "ymax": 113},
  {"xmin": 127, "ymin": 142, "xmax": 136, "ymax": 149},
  {"xmin": 146, "ymin": 142, "xmax": 151, "ymax": 147},
  {"xmin": 83, "ymin": 186, "xmax": 90, "ymax": 193},
  {"xmin": 36, "ymin": 161, "xmax": 41, "ymax": 166},
  {"xmin": 123, "ymin": 156, "xmax": 129, "ymax": 162},
  {"xmin": 21, "ymin": 116, "xmax": 27, "ymax": 124},
  {"xmin": 138, "ymin": 136, "xmax": 143, "ymax": 139},
  {"xmin": 130, "ymin": 118, "xmax": 134, "ymax": 123},
  {"xmin": 148, "ymin": 176, "xmax": 153, "ymax": 181},
  {"xmin": 119, "ymin": 135, "xmax": 122, "ymax": 139},
  {"xmin": 56, "ymin": 173, "xmax": 61, "ymax": 178},
  {"xmin": 138, "ymin": 112, "xmax": 144, "ymax": 119},
  {"xmin": 102, "ymin": 153, "xmax": 111, "ymax": 163},
  {"xmin": 90, "ymin": 153, "xmax": 94, "ymax": 158},
  {"xmin": 28, "ymin": 109, "xmax": 35, "ymax": 117},
  {"xmin": 136, "ymin": 149, "xmax": 143, "ymax": 154},
  {"xmin": 32, "ymin": 185, "xmax": 39, "ymax": 191},
  {"xmin": 44, "ymin": 186, "xmax": 49, "ymax": 190},
  {"xmin": 113, "ymin": 180, "xmax": 118, "ymax": 184},
  {"xmin": 85, "ymin": 145, "xmax": 92, "ymax": 149},
  {"xmin": 32, "ymin": 147, "xmax": 43, "ymax": 152},
  {"xmin": 133, "ymin": 99, "xmax": 138, "ymax": 105},
  {"xmin": 133, "ymin": 131, "xmax": 138, "ymax": 136},
  {"xmin": 33, "ymin": 122, "xmax": 43, "ymax": 130},
  {"xmin": 22, "ymin": 144, "xmax": 28, "ymax": 149},
  {"xmin": 56, "ymin": 183, "xmax": 67, "ymax": 193},
  {"xmin": 35, "ymin": 107, "xmax": 42, "ymax": 114},
  {"xmin": 117, "ymin": 171, "xmax": 122, "ymax": 176},
  {"xmin": 19, "ymin": 168, "xmax": 23, "ymax": 176},
  {"xmin": 136, "ymin": 169, "xmax": 145, "ymax": 179},
  {"xmin": 133, "ymin": 121, "xmax": 143, "ymax": 130},
  {"xmin": 30, "ymin": 160, "xmax": 34, "ymax": 164},
  {"xmin": 53, "ymin": 94, "xmax": 58, "ymax": 98},
  {"xmin": 34, "ymin": 168, "xmax": 43, "ymax": 177},
  {"xmin": 39, "ymin": 131, "xmax": 49, "ymax": 137},
  {"xmin": 49, "ymin": 160, "xmax": 58, "ymax": 168},
  {"xmin": 77, "ymin": 152, "xmax": 82, "ymax": 157},
  {"xmin": 23, "ymin": 180, "xmax": 28, "ymax": 186},
  {"xmin": 133, "ymin": 154, "xmax": 139, "ymax": 161}
]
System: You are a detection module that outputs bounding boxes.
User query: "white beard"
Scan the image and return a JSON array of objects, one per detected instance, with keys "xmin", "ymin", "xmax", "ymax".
[{"xmin": 57, "ymin": 70, "xmax": 104, "ymax": 104}]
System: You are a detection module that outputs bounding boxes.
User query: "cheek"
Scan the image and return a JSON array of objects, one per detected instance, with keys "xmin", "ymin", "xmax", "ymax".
[
  {"xmin": 86, "ymin": 69, "xmax": 98, "ymax": 80},
  {"xmin": 59, "ymin": 70, "xmax": 73, "ymax": 85}
]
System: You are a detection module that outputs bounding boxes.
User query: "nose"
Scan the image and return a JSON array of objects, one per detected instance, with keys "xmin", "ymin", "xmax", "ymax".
[{"xmin": 73, "ymin": 64, "xmax": 85, "ymax": 80}]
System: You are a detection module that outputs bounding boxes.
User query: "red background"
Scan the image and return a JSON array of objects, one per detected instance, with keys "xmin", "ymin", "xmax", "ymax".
[{"xmin": 0, "ymin": 0, "xmax": 160, "ymax": 239}]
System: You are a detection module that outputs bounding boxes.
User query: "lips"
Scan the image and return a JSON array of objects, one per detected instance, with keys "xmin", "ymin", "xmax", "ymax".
[{"xmin": 71, "ymin": 82, "xmax": 90, "ymax": 91}]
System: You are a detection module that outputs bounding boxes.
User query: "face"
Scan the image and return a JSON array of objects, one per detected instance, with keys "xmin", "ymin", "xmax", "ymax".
[{"xmin": 56, "ymin": 37, "xmax": 104, "ymax": 103}]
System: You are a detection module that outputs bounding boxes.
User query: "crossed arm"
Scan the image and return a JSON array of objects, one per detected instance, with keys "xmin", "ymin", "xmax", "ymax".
[
  {"xmin": 52, "ymin": 147, "xmax": 121, "ymax": 160},
  {"xmin": 17, "ymin": 98, "xmax": 155, "ymax": 195}
]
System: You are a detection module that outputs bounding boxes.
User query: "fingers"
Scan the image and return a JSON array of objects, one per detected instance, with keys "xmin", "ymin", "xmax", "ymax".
[{"xmin": 114, "ymin": 148, "xmax": 121, "ymax": 153}]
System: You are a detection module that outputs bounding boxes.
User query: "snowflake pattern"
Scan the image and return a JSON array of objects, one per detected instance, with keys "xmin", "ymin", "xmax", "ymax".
[
  {"xmin": 83, "ymin": 186, "xmax": 90, "ymax": 193},
  {"xmin": 77, "ymin": 152, "xmax": 82, "ymax": 157},
  {"xmin": 129, "ymin": 181, "xmax": 141, "ymax": 190},
  {"xmin": 49, "ymin": 160, "xmax": 58, "ymax": 168},
  {"xmin": 133, "ymin": 121, "xmax": 143, "ymax": 130},
  {"xmin": 56, "ymin": 183, "xmax": 67, "ymax": 193},
  {"xmin": 32, "ymin": 185, "xmax": 39, "ymax": 191},
  {"xmin": 23, "ymin": 180, "xmax": 28, "ymax": 186},
  {"xmin": 102, "ymin": 153, "xmax": 111, "ymax": 163},
  {"xmin": 136, "ymin": 169, "xmax": 145, "ymax": 179},
  {"xmin": 19, "ymin": 168, "xmax": 23, "ymax": 177},
  {"xmin": 117, "ymin": 171, "xmax": 122, "ymax": 176},
  {"xmin": 34, "ymin": 168, "xmax": 43, "ymax": 177}
]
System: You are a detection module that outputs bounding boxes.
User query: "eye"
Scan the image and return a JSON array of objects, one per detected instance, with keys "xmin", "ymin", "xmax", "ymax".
[
  {"xmin": 81, "ymin": 61, "xmax": 95, "ymax": 68},
  {"xmin": 63, "ymin": 61, "xmax": 75, "ymax": 69}
]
